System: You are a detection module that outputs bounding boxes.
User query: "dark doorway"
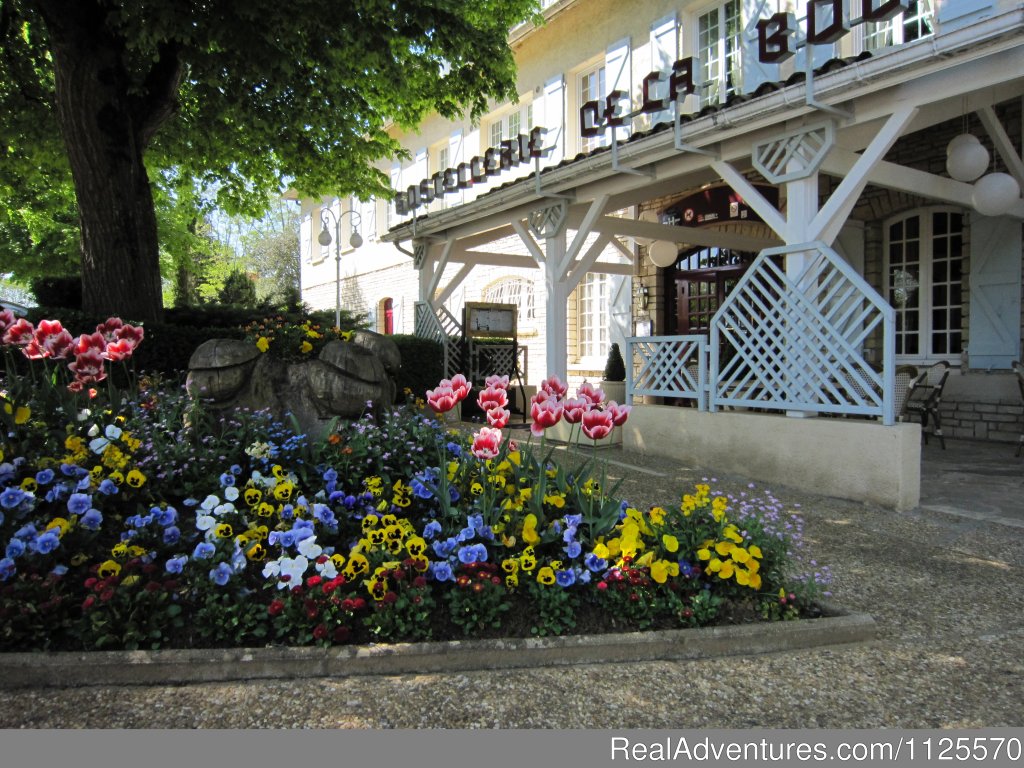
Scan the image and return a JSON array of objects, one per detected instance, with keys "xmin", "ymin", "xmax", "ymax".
[{"xmin": 668, "ymin": 247, "xmax": 755, "ymax": 335}]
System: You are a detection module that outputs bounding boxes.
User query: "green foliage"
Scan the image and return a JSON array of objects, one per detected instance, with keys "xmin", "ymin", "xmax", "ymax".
[
  {"xmin": 30, "ymin": 276, "xmax": 81, "ymax": 310},
  {"xmin": 446, "ymin": 563, "xmax": 510, "ymax": 636},
  {"xmin": 525, "ymin": 581, "xmax": 577, "ymax": 637},
  {"xmin": 218, "ymin": 269, "xmax": 258, "ymax": 308},
  {"xmin": 391, "ymin": 335, "xmax": 444, "ymax": 401},
  {"xmin": 603, "ymin": 343, "xmax": 626, "ymax": 382}
]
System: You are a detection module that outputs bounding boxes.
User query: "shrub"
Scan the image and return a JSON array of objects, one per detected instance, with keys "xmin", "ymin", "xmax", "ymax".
[
  {"xmin": 603, "ymin": 343, "xmax": 626, "ymax": 382},
  {"xmin": 30, "ymin": 276, "xmax": 81, "ymax": 310},
  {"xmin": 218, "ymin": 269, "xmax": 258, "ymax": 308},
  {"xmin": 391, "ymin": 335, "xmax": 444, "ymax": 399}
]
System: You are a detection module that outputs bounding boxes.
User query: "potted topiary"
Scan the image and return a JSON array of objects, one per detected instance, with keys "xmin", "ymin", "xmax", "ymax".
[{"xmin": 600, "ymin": 342, "xmax": 627, "ymax": 405}]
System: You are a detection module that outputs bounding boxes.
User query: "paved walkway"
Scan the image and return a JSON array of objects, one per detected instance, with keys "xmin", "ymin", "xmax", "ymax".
[{"xmin": 919, "ymin": 437, "xmax": 1024, "ymax": 528}]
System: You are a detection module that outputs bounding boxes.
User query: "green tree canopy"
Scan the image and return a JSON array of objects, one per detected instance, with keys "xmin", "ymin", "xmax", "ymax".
[{"xmin": 0, "ymin": 0, "xmax": 541, "ymax": 321}]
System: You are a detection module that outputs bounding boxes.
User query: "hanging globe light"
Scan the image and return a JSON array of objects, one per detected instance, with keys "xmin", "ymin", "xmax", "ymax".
[
  {"xmin": 648, "ymin": 240, "xmax": 679, "ymax": 268},
  {"xmin": 972, "ymin": 172, "xmax": 1021, "ymax": 217},
  {"xmin": 945, "ymin": 134, "xmax": 989, "ymax": 183}
]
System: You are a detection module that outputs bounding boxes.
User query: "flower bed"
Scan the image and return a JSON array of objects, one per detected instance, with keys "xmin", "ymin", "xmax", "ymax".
[{"xmin": 0, "ymin": 312, "xmax": 832, "ymax": 652}]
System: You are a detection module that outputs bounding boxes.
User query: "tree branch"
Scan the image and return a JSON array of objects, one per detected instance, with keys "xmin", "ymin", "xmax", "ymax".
[{"xmin": 132, "ymin": 39, "xmax": 183, "ymax": 147}]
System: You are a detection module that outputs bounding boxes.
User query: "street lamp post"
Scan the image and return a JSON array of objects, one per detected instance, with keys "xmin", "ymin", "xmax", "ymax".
[{"xmin": 317, "ymin": 205, "xmax": 363, "ymax": 329}]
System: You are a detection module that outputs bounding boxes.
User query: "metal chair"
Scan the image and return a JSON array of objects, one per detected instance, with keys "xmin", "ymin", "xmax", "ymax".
[
  {"xmin": 1012, "ymin": 361, "xmax": 1024, "ymax": 457},
  {"xmin": 904, "ymin": 361, "xmax": 951, "ymax": 449},
  {"xmin": 894, "ymin": 365, "xmax": 918, "ymax": 423}
]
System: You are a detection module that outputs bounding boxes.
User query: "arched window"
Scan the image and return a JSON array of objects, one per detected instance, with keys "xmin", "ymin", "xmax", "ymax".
[
  {"xmin": 482, "ymin": 277, "xmax": 536, "ymax": 331},
  {"xmin": 377, "ymin": 297, "xmax": 394, "ymax": 335},
  {"xmin": 883, "ymin": 208, "xmax": 964, "ymax": 361}
]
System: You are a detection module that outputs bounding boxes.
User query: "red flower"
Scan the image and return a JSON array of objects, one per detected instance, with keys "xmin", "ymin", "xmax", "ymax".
[
  {"xmin": 562, "ymin": 396, "xmax": 589, "ymax": 425},
  {"xmin": 74, "ymin": 332, "xmax": 107, "ymax": 356},
  {"xmin": 582, "ymin": 406, "xmax": 615, "ymax": 440},
  {"xmin": 268, "ymin": 599, "xmax": 286, "ymax": 616},
  {"xmin": 306, "ymin": 575, "xmax": 323, "ymax": 588},
  {"xmin": 426, "ymin": 383, "xmax": 458, "ymax": 414},
  {"xmin": 485, "ymin": 406, "xmax": 510, "ymax": 429},
  {"xmin": 2, "ymin": 318, "xmax": 34, "ymax": 347},
  {"xmin": 577, "ymin": 380, "xmax": 605, "ymax": 406},
  {"xmin": 95, "ymin": 317, "xmax": 124, "ymax": 342},
  {"xmin": 476, "ymin": 385, "xmax": 508, "ymax": 414},
  {"xmin": 68, "ymin": 348, "xmax": 107, "ymax": 385},
  {"xmin": 530, "ymin": 392, "xmax": 564, "ymax": 436},
  {"xmin": 471, "ymin": 426, "xmax": 503, "ymax": 460},
  {"xmin": 352, "ymin": 597, "xmax": 366, "ymax": 611},
  {"xmin": 312, "ymin": 623, "xmax": 329, "ymax": 640},
  {"xmin": 449, "ymin": 374, "xmax": 470, "ymax": 402},
  {"xmin": 333, "ymin": 626, "xmax": 351, "ymax": 643},
  {"xmin": 103, "ymin": 339, "xmax": 134, "ymax": 362},
  {"xmin": 0, "ymin": 309, "xmax": 15, "ymax": 335},
  {"xmin": 597, "ymin": 581, "xmax": 608, "ymax": 591},
  {"xmin": 341, "ymin": 598, "xmax": 356, "ymax": 611},
  {"xmin": 114, "ymin": 323, "xmax": 144, "ymax": 350},
  {"xmin": 539, "ymin": 374, "xmax": 567, "ymax": 399},
  {"xmin": 83, "ymin": 577, "xmax": 98, "ymax": 589},
  {"xmin": 382, "ymin": 591, "xmax": 398, "ymax": 604},
  {"xmin": 99, "ymin": 588, "xmax": 116, "ymax": 602},
  {"xmin": 412, "ymin": 576, "xmax": 427, "ymax": 588},
  {"xmin": 606, "ymin": 400, "xmax": 632, "ymax": 427},
  {"xmin": 82, "ymin": 595, "xmax": 96, "ymax": 611}
]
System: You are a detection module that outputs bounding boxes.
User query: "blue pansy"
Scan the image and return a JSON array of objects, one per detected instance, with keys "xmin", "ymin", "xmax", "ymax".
[
  {"xmin": 422, "ymin": 520, "xmax": 442, "ymax": 540},
  {"xmin": 34, "ymin": 468, "xmax": 55, "ymax": 486},
  {"xmin": 430, "ymin": 561, "xmax": 454, "ymax": 582},
  {"xmin": 0, "ymin": 463, "xmax": 15, "ymax": 484},
  {"xmin": 230, "ymin": 464, "xmax": 243, "ymax": 476},
  {"xmin": 219, "ymin": 472, "xmax": 235, "ymax": 487},
  {"xmin": 5, "ymin": 539, "xmax": 26, "ymax": 559},
  {"xmin": 457, "ymin": 525, "xmax": 476, "ymax": 543},
  {"xmin": 75, "ymin": 476, "xmax": 92, "ymax": 492},
  {"xmin": 322, "ymin": 468, "xmax": 338, "ymax": 484},
  {"xmin": 97, "ymin": 479, "xmax": 119, "ymax": 496},
  {"xmin": 163, "ymin": 526, "xmax": 181, "ymax": 545},
  {"xmin": 210, "ymin": 562, "xmax": 233, "ymax": 586},
  {"xmin": 467, "ymin": 514, "xmax": 484, "ymax": 532},
  {"xmin": 446, "ymin": 441, "xmax": 462, "ymax": 457},
  {"xmin": 565, "ymin": 541, "xmax": 582, "ymax": 559},
  {"xmin": 155, "ymin": 507, "xmax": 177, "ymax": 527},
  {"xmin": 193, "ymin": 541, "xmax": 216, "ymax": 560},
  {"xmin": 555, "ymin": 569, "xmax": 576, "ymax": 588},
  {"xmin": 67, "ymin": 493, "xmax": 92, "ymax": 517},
  {"xmin": 432, "ymin": 537, "xmax": 457, "ymax": 558},
  {"xmin": 166, "ymin": 555, "xmax": 188, "ymax": 574},
  {"xmin": 0, "ymin": 558, "xmax": 15, "ymax": 581},
  {"xmin": 584, "ymin": 553, "xmax": 608, "ymax": 572},
  {"xmin": 0, "ymin": 487, "xmax": 26, "ymax": 510},
  {"xmin": 33, "ymin": 530, "xmax": 60, "ymax": 555},
  {"xmin": 51, "ymin": 564, "xmax": 68, "ymax": 577},
  {"xmin": 80, "ymin": 509, "xmax": 103, "ymax": 531},
  {"xmin": 14, "ymin": 523, "xmax": 36, "ymax": 540}
]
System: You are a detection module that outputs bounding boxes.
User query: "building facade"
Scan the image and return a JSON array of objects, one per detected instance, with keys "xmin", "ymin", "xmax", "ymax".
[{"xmin": 299, "ymin": 0, "xmax": 1024, "ymax": 469}]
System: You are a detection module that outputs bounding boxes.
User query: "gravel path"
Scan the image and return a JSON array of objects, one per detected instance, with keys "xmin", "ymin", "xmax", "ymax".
[{"xmin": 2, "ymin": 448, "xmax": 1022, "ymax": 728}]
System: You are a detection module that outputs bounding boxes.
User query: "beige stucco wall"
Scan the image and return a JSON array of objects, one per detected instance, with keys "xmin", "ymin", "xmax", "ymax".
[{"xmin": 622, "ymin": 406, "xmax": 922, "ymax": 510}]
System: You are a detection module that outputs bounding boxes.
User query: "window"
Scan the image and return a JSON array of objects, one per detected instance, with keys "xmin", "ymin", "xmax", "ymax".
[
  {"xmin": 578, "ymin": 63, "xmax": 607, "ymax": 153},
  {"xmin": 862, "ymin": 0, "xmax": 934, "ymax": 52},
  {"xmin": 885, "ymin": 209, "xmax": 964, "ymax": 361},
  {"xmin": 577, "ymin": 273, "xmax": 611, "ymax": 361},
  {"xmin": 488, "ymin": 103, "xmax": 534, "ymax": 148},
  {"xmin": 483, "ymin": 277, "xmax": 536, "ymax": 331},
  {"xmin": 697, "ymin": 0, "xmax": 742, "ymax": 106}
]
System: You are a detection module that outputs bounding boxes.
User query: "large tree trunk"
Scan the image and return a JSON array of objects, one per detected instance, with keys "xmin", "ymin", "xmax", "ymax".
[{"xmin": 34, "ymin": 1, "xmax": 178, "ymax": 324}]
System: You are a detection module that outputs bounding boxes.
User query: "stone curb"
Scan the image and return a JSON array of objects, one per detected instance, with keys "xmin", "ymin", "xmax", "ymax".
[{"xmin": 0, "ymin": 609, "xmax": 874, "ymax": 689}]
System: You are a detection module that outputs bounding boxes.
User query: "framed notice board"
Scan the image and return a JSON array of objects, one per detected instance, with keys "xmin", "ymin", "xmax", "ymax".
[{"xmin": 464, "ymin": 302, "xmax": 517, "ymax": 339}]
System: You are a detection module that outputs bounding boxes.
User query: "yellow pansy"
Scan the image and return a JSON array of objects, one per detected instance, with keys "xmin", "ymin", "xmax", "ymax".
[
  {"xmin": 273, "ymin": 481, "xmax": 294, "ymax": 501},
  {"xmin": 215, "ymin": 523, "xmax": 233, "ymax": 539},
  {"xmin": 536, "ymin": 566, "xmax": 556, "ymax": 585},
  {"xmin": 718, "ymin": 560, "xmax": 734, "ymax": 580},
  {"xmin": 749, "ymin": 545, "xmax": 763, "ymax": 559},
  {"xmin": 256, "ymin": 336, "xmax": 270, "ymax": 352},
  {"xmin": 97, "ymin": 560, "xmax": 121, "ymax": 578},
  {"xmin": 47, "ymin": 517, "xmax": 71, "ymax": 537},
  {"xmin": 299, "ymin": 341, "xmax": 313, "ymax": 354},
  {"xmin": 592, "ymin": 542, "xmax": 610, "ymax": 560},
  {"xmin": 735, "ymin": 568, "xmax": 751, "ymax": 586},
  {"xmin": 731, "ymin": 547, "xmax": 750, "ymax": 564},
  {"xmin": 20, "ymin": 477, "xmax": 37, "ymax": 493},
  {"xmin": 521, "ymin": 514, "xmax": 540, "ymax": 545},
  {"xmin": 128, "ymin": 546, "xmax": 146, "ymax": 558},
  {"xmin": 749, "ymin": 572, "xmax": 763, "ymax": 590},
  {"xmin": 111, "ymin": 542, "xmax": 128, "ymax": 558},
  {"xmin": 505, "ymin": 574, "xmax": 519, "ymax": 589},
  {"xmin": 648, "ymin": 506, "xmax": 666, "ymax": 526},
  {"xmin": 662, "ymin": 534, "xmax": 679, "ymax": 553},
  {"xmin": 121, "ymin": 575, "xmax": 140, "ymax": 588},
  {"xmin": 3, "ymin": 402, "xmax": 31, "ymax": 425},
  {"xmin": 501, "ymin": 558, "xmax": 519, "ymax": 574},
  {"xmin": 246, "ymin": 542, "xmax": 267, "ymax": 561},
  {"xmin": 715, "ymin": 540, "xmax": 734, "ymax": 557},
  {"xmin": 125, "ymin": 469, "xmax": 146, "ymax": 488}
]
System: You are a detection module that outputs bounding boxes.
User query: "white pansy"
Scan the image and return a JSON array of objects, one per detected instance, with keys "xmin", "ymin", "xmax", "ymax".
[
  {"xmin": 213, "ymin": 502, "xmax": 235, "ymax": 517},
  {"xmin": 297, "ymin": 536, "xmax": 322, "ymax": 560},
  {"xmin": 196, "ymin": 514, "xmax": 216, "ymax": 531},
  {"xmin": 315, "ymin": 558, "xmax": 338, "ymax": 579},
  {"xmin": 224, "ymin": 486, "xmax": 240, "ymax": 502},
  {"xmin": 89, "ymin": 424, "xmax": 123, "ymax": 454},
  {"xmin": 200, "ymin": 494, "xmax": 220, "ymax": 511},
  {"xmin": 278, "ymin": 556, "xmax": 308, "ymax": 588}
]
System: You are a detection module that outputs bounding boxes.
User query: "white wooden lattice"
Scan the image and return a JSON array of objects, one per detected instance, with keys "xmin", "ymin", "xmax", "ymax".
[
  {"xmin": 752, "ymin": 122, "xmax": 834, "ymax": 184},
  {"xmin": 710, "ymin": 242, "xmax": 896, "ymax": 423},
  {"xmin": 626, "ymin": 335, "xmax": 707, "ymax": 407},
  {"xmin": 528, "ymin": 201, "xmax": 568, "ymax": 240},
  {"xmin": 415, "ymin": 301, "xmax": 463, "ymax": 380}
]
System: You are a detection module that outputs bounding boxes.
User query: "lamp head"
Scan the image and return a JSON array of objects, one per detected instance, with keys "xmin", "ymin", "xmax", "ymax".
[
  {"xmin": 317, "ymin": 224, "xmax": 332, "ymax": 247},
  {"xmin": 349, "ymin": 231, "xmax": 363, "ymax": 249}
]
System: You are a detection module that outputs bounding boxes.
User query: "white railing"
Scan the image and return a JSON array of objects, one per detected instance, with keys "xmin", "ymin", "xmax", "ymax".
[
  {"xmin": 626, "ymin": 335, "xmax": 708, "ymax": 408},
  {"xmin": 627, "ymin": 242, "xmax": 897, "ymax": 424},
  {"xmin": 414, "ymin": 301, "xmax": 463, "ymax": 380}
]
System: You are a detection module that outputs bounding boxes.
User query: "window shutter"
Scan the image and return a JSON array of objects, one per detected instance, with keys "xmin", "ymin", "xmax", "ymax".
[
  {"xmin": 389, "ymin": 162, "xmax": 402, "ymax": 224},
  {"xmin": 605, "ymin": 38, "xmax": 632, "ymax": 137},
  {"xmin": 542, "ymin": 75, "xmax": 565, "ymax": 165},
  {"xmin": 742, "ymin": 0, "xmax": 780, "ymax": 94},
  {"xmin": 649, "ymin": 15, "xmax": 678, "ymax": 128},
  {"xmin": 449, "ymin": 130, "xmax": 464, "ymax": 206},
  {"xmin": 302, "ymin": 210, "xmax": 316, "ymax": 265},
  {"xmin": 968, "ymin": 214, "xmax": 1022, "ymax": 369}
]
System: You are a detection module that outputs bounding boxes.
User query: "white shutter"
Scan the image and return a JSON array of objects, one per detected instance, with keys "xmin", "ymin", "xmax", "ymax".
[
  {"xmin": 605, "ymin": 38, "xmax": 632, "ymax": 138},
  {"xmin": 449, "ymin": 129, "xmax": 464, "ymax": 206},
  {"xmin": 968, "ymin": 214, "xmax": 1022, "ymax": 368},
  {"xmin": 543, "ymin": 75, "xmax": 565, "ymax": 165},
  {"xmin": 463, "ymin": 126, "xmax": 481, "ymax": 202},
  {"xmin": 360, "ymin": 197, "xmax": 376, "ymax": 242},
  {"xmin": 302, "ymin": 210, "xmax": 316, "ymax": 265},
  {"xmin": 649, "ymin": 15, "xmax": 677, "ymax": 128},
  {"xmin": 389, "ymin": 162, "xmax": 402, "ymax": 224},
  {"xmin": 742, "ymin": 0, "xmax": 781, "ymax": 94}
]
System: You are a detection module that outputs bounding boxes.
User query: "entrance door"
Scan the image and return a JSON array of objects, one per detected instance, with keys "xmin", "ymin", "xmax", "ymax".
[{"xmin": 668, "ymin": 247, "xmax": 754, "ymax": 336}]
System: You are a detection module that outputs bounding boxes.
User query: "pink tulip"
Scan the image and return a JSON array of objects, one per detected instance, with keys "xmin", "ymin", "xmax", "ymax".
[
  {"xmin": 606, "ymin": 401, "xmax": 632, "ymax": 427},
  {"xmin": 2, "ymin": 318, "xmax": 34, "ymax": 347},
  {"xmin": 104, "ymin": 339, "xmax": 135, "ymax": 362},
  {"xmin": 31, "ymin": 320, "xmax": 74, "ymax": 360},
  {"xmin": 486, "ymin": 407, "xmax": 510, "ymax": 429},
  {"xmin": 74, "ymin": 332, "xmax": 107, "ymax": 356},
  {"xmin": 68, "ymin": 348, "xmax": 107, "ymax": 384},
  {"xmin": 577, "ymin": 380, "xmax": 605, "ymax": 406},
  {"xmin": 530, "ymin": 394, "xmax": 564, "ymax": 436},
  {"xmin": 471, "ymin": 427, "xmax": 503, "ymax": 460},
  {"xmin": 0, "ymin": 309, "xmax": 15, "ymax": 335},
  {"xmin": 449, "ymin": 374, "xmax": 470, "ymax": 402},
  {"xmin": 484, "ymin": 374, "xmax": 509, "ymax": 390},
  {"xmin": 581, "ymin": 407, "xmax": 615, "ymax": 440},
  {"xmin": 476, "ymin": 385, "xmax": 508, "ymax": 413},
  {"xmin": 562, "ymin": 396, "xmax": 589, "ymax": 425},
  {"xmin": 96, "ymin": 317, "xmax": 124, "ymax": 342},
  {"xmin": 114, "ymin": 323, "xmax": 144, "ymax": 350},
  {"xmin": 426, "ymin": 384, "xmax": 458, "ymax": 414},
  {"xmin": 539, "ymin": 374, "xmax": 567, "ymax": 400}
]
